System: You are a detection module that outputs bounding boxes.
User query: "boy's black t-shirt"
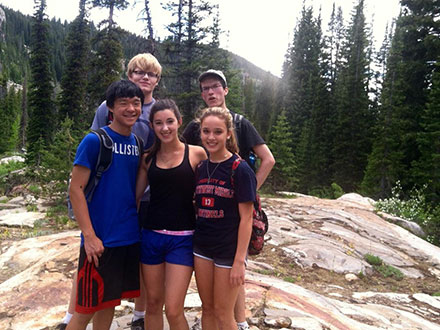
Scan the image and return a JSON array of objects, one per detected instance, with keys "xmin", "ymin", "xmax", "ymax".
[{"xmin": 182, "ymin": 111, "xmax": 265, "ymax": 170}]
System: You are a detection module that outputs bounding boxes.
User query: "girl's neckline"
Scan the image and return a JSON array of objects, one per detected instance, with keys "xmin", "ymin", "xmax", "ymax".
[{"xmin": 208, "ymin": 152, "xmax": 234, "ymax": 164}]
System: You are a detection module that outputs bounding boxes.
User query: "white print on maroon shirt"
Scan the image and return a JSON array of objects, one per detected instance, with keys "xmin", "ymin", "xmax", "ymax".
[
  {"xmin": 195, "ymin": 184, "xmax": 234, "ymax": 198},
  {"xmin": 196, "ymin": 179, "xmax": 233, "ymax": 219}
]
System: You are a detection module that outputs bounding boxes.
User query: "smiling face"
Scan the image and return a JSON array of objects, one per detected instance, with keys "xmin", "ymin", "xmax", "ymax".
[
  {"xmin": 129, "ymin": 67, "xmax": 160, "ymax": 97},
  {"xmin": 200, "ymin": 114, "xmax": 231, "ymax": 158},
  {"xmin": 151, "ymin": 109, "xmax": 182, "ymax": 144},
  {"xmin": 200, "ymin": 77, "xmax": 228, "ymax": 109},
  {"xmin": 108, "ymin": 96, "xmax": 142, "ymax": 134}
]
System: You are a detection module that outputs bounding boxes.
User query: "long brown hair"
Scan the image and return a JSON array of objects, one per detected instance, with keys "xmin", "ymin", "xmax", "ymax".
[{"xmin": 198, "ymin": 107, "xmax": 239, "ymax": 154}]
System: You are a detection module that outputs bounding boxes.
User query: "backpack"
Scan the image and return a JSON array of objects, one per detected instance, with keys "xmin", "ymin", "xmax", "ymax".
[
  {"xmin": 231, "ymin": 158, "xmax": 269, "ymax": 255},
  {"xmin": 67, "ymin": 128, "xmax": 143, "ymax": 220}
]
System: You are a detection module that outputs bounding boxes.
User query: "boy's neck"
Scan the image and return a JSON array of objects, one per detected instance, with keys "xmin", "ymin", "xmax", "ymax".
[
  {"xmin": 108, "ymin": 122, "xmax": 132, "ymax": 136},
  {"xmin": 144, "ymin": 92, "xmax": 153, "ymax": 104}
]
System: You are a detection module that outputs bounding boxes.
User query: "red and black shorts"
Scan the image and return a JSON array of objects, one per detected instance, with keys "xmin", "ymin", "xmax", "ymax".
[{"xmin": 75, "ymin": 242, "xmax": 140, "ymax": 314}]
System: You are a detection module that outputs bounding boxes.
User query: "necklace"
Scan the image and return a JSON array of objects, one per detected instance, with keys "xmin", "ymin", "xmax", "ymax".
[
  {"xmin": 206, "ymin": 153, "xmax": 231, "ymax": 183},
  {"xmin": 206, "ymin": 161, "xmax": 221, "ymax": 184}
]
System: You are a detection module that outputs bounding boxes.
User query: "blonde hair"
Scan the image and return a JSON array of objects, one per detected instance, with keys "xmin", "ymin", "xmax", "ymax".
[
  {"xmin": 127, "ymin": 53, "xmax": 162, "ymax": 79},
  {"xmin": 198, "ymin": 107, "xmax": 239, "ymax": 154}
]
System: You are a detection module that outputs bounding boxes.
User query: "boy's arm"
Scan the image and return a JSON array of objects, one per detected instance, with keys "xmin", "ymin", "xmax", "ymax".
[
  {"xmin": 136, "ymin": 154, "xmax": 149, "ymax": 207},
  {"xmin": 90, "ymin": 102, "xmax": 108, "ymax": 130},
  {"xmin": 253, "ymin": 143, "xmax": 275, "ymax": 190},
  {"xmin": 69, "ymin": 164, "xmax": 104, "ymax": 267}
]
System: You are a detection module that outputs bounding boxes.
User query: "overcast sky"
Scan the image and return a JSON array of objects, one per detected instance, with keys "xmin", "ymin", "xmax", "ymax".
[{"xmin": 0, "ymin": 0, "xmax": 401, "ymax": 77}]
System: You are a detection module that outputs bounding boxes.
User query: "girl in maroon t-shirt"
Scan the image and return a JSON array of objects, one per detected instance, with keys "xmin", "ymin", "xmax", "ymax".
[{"xmin": 193, "ymin": 107, "xmax": 257, "ymax": 329}]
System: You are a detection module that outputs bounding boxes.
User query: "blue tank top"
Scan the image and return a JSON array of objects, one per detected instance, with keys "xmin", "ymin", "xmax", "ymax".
[{"xmin": 143, "ymin": 144, "xmax": 196, "ymax": 231}]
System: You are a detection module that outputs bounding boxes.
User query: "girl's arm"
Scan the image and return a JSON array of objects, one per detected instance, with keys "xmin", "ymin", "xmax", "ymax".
[
  {"xmin": 136, "ymin": 154, "xmax": 150, "ymax": 207},
  {"xmin": 230, "ymin": 201, "xmax": 253, "ymax": 286},
  {"xmin": 70, "ymin": 165, "xmax": 104, "ymax": 267},
  {"xmin": 189, "ymin": 145, "xmax": 208, "ymax": 170}
]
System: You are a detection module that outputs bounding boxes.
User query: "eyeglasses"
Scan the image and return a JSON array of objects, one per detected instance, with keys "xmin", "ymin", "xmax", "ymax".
[
  {"xmin": 132, "ymin": 70, "xmax": 158, "ymax": 79},
  {"xmin": 201, "ymin": 84, "xmax": 223, "ymax": 93}
]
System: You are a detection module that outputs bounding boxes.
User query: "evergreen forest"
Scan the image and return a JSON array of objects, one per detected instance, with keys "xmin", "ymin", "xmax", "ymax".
[{"xmin": 0, "ymin": 0, "xmax": 439, "ymax": 242}]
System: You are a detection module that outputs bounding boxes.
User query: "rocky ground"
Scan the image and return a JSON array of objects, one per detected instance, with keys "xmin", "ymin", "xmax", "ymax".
[{"xmin": 1, "ymin": 192, "xmax": 440, "ymax": 329}]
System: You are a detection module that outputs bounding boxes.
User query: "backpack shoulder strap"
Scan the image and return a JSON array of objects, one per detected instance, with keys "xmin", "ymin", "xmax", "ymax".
[
  {"xmin": 230, "ymin": 157, "xmax": 243, "ymax": 188},
  {"xmin": 133, "ymin": 133, "xmax": 144, "ymax": 167},
  {"xmin": 233, "ymin": 112, "xmax": 243, "ymax": 131},
  {"xmin": 133, "ymin": 133, "xmax": 144, "ymax": 154},
  {"xmin": 84, "ymin": 128, "xmax": 113, "ymax": 202}
]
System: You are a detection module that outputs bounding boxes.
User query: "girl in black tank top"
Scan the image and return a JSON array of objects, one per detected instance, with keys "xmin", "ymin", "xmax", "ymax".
[
  {"xmin": 136, "ymin": 99, "xmax": 207, "ymax": 329},
  {"xmin": 145, "ymin": 143, "xmax": 196, "ymax": 231}
]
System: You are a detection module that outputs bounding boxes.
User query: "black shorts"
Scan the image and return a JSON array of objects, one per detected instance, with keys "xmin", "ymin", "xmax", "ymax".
[{"xmin": 75, "ymin": 242, "xmax": 140, "ymax": 314}]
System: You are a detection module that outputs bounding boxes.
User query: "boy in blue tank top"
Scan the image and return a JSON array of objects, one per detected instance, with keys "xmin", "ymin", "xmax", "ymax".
[{"xmin": 66, "ymin": 80, "xmax": 144, "ymax": 330}]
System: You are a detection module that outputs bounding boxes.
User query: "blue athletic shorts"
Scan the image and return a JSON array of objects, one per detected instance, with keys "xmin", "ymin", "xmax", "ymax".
[{"xmin": 140, "ymin": 229, "xmax": 194, "ymax": 267}]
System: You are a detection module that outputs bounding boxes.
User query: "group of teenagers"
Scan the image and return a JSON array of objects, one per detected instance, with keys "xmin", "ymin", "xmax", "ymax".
[{"xmin": 60, "ymin": 53, "xmax": 275, "ymax": 330}]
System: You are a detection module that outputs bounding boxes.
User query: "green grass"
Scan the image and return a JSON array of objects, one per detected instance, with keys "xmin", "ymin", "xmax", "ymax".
[
  {"xmin": 255, "ymin": 269, "xmax": 276, "ymax": 276},
  {"xmin": 432, "ymin": 292, "xmax": 440, "ymax": 297},
  {"xmin": 28, "ymin": 184, "xmax": 41, "ymax": 195},
  {"xmin": 375, "ymin": 264, "xmax": 404, "ymax": 281},
  {"xmin": 283, "ymin": 276, "xmax": 295, "ymax": 283},
  {"xmin": 26, "ymin": 204, "xmax": 38, "ymax": 212}
]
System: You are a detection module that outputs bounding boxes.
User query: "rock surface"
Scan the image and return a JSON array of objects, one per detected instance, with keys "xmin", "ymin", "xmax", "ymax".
[{"xmin": 1, "ymin": 193, "xmax": 440, "ymax": 329}]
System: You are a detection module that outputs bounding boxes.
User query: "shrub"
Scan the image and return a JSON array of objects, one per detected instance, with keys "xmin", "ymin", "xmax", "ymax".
[
  {"xmin": 375, "ymin": 181, "xmax": 440, "ymax": 245},
  {"xmin": 364, "ymin": 253, "xmax": 404, "ymax": 281},
  {"xmin": 364, "ymin": 253, "xmax": 383, "ymax": 266},
  {"xmin": 375, "ymin": 264, "xmax": 404, "ymax": 281},
  {"xmin": 0, "ymin": 160, "xmax": 25, "ymax": 177}
]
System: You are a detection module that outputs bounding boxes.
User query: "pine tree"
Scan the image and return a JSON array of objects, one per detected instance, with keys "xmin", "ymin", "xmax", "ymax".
[
  {"xmin": 161, "ymin": 0, "xmax": 228, "ymax": 122},
  {"xmin": 254, "ymin": 73, "xmax": 277, "ymax": 140},
  {"xmin": 361, "ymin": 21, "xmax": 404, "ymax": 198},
  {"xmin": 26, "ymin": 0, "xmax": 55, "ymax": 165},
  {"xmin": 41, "ymin": 116, "xmax": 80, "ymax": 194},
  {"xmin": 58, "ymin": 0, "xmax": 91, "ymax": 131},
  {"xmin": 282, "ymin": 5, "xmax": 324, "ymax": 192},
  {"xmin": 87, "ymin": 0, "xmax": 127, "ymax": 112},
  {"xmin": 283, "ymin": 6, "xmax": 322, "ymax": 150},
  {"xmin": 140, "ymin": 0, "xmax": 156, "ymax": 54},
  {"xmin": 267, "ymin": 110, "xmax": 297, "ymax": 192},
  {"xmin": 332, "ymin": 0, "xmax": 373, "ymax": 192},
  {"xmin": 363, "ymin": 0, "xmax": 440, "ymax": 197},
  {"xmin": 18, "ymin": 77, "xmax": 28, "ymax": 150},
  {"xmin": 0, "ymin": 80, "xmax": 21, "ymax": 153},
  {"xmin": 412, "ymin": 62, "xmax": 440, "ymax": 204},
  {"xmin": 242, "ymin": 75, "xmax": 257, "ymax": 121}
]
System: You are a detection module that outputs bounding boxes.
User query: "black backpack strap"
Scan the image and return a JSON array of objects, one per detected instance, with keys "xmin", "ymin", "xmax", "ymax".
[
  {"xmin": 133, "ymin": 133, "xmax": 144, "ymax": 167},
  {"xmin": 133, "ymin": 133, "xmax": 144, "ymax": 153},
  {"xmin": 84, "ymin": 128, "xmax": 113, "ymax": 202}
]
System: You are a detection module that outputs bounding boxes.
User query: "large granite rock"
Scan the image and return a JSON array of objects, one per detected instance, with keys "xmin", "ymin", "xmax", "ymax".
[{"xmin": 1, "ymin": 193, "xmax": 440, "ymax": 329}]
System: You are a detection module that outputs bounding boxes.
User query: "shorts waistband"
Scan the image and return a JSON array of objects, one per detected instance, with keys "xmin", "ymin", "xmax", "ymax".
[{"xmin": 153, "ymin": 229, "xmax": 194, "ymax": 236}]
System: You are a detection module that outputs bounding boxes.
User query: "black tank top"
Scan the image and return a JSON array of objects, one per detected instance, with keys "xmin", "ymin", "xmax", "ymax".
[{"xmin": 143, "ymin": 144, "xmax": 196, "ymax": 230}]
